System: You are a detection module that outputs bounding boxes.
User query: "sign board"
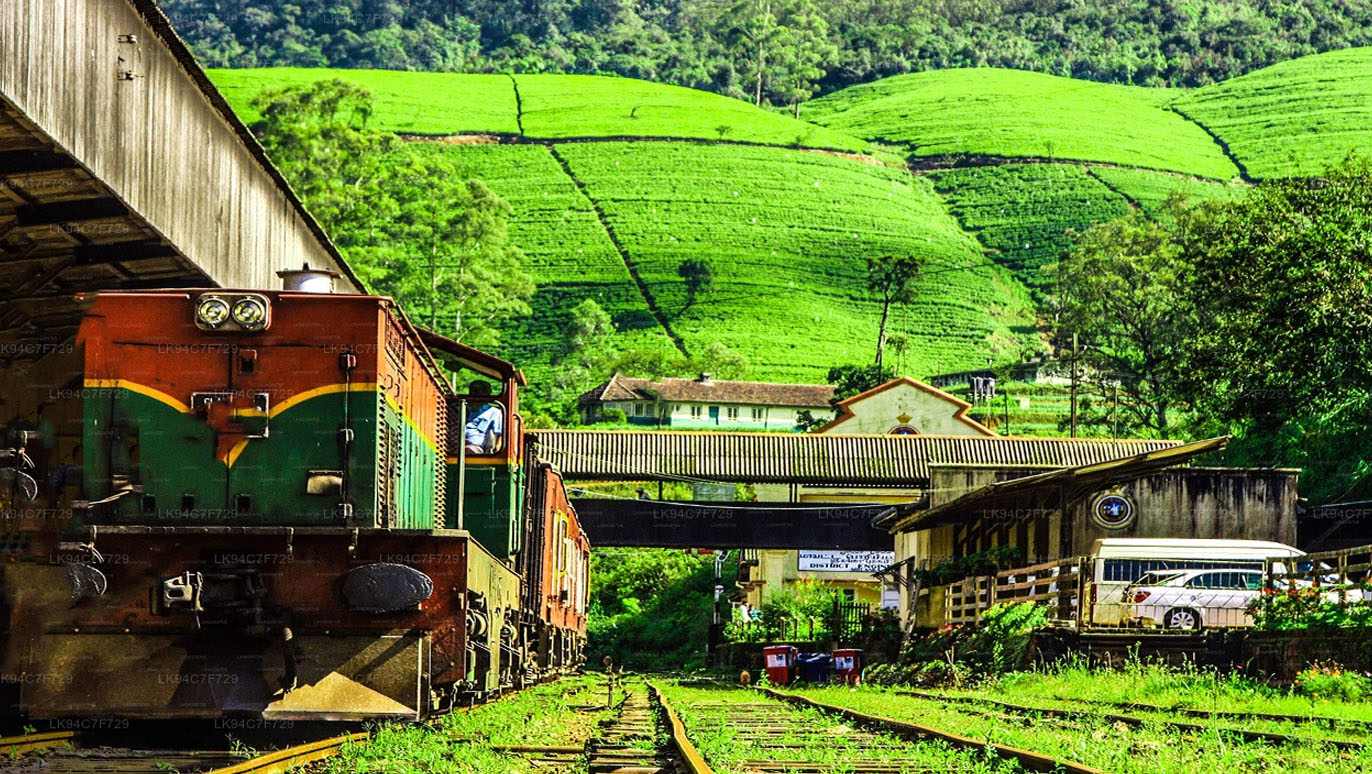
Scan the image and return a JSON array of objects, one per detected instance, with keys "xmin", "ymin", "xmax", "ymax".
[
  {"xmin": 692, "ymin": 483, "xmax": 737, "ymax": 502},
  {"xmin": 798, "ymin": 550, "xmax": 895, "ymax": 573}
]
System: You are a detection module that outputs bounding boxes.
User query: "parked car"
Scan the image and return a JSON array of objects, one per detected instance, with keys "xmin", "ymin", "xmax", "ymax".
[
  {"xmin": 1126, "ymin": 568, "xmax": 1268, "ymax": 630},
  {"xmin": 1086, "ymin": 538, "xmax": 1305, "ymax": 626}
]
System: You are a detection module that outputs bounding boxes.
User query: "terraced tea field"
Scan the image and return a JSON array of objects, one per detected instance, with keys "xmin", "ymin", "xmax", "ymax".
[
  {"xmin": 209, "ymin": 49, "xmax": 1372, "ymax": 390},
  {"xmin": 209, "ymin": 68, "xmax": 865, "ymax": 150},
  {"xmin": 802, "ymin": 68, "xmax": 1239, "ymax": 179},
  {"xmin": 926, "ymin": 164, "xmax": 1133, "ymax": 296},
  {"xmin": 1088, "ymin": 167, "xmax": 1247, "ymax": 221},
  {"xmin": 556, "ymin": 141, "xmax": 1037, "ymax": 381},
  {"xmin": 1171, "ymin": 47, "xmax": 1372, "ymax": 179},
  {"xmin": 210, "ymin": 67, "xmax": 521, "ymax": 134}
]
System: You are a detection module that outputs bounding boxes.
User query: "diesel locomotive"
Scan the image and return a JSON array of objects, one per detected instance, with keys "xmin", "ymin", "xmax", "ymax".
[{"xmin": 0, "ymin": 288, "xmax": 588, "ymax": 720}]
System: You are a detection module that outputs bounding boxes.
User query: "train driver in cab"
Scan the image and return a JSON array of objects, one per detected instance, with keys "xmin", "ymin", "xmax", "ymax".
[{"xmin": 464, "ymin": 380, "xmax": 504, "ymax": 454}]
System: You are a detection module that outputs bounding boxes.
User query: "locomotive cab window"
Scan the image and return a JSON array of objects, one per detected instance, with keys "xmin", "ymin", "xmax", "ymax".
[{"xmin": 462, "ymin": 377, "xmax": 505, "ymax": 455}]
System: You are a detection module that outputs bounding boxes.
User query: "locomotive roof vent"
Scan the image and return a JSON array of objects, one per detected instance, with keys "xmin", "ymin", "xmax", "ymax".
[{"xmin": 277, "ymin": 262, "xmax": 341, "ymax": 293}]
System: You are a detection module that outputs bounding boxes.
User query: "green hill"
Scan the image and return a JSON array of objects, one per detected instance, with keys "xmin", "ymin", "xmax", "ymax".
[
  {"xmin": 210, "ymin": 68, "xmax": 865, "ymax": 150},
  {"xmin": 1170, "ymin": 47, "xmax": 1372, "ymax": 179},
  {"xmin": 207, "ymin": 51, "xmax": 1372, "ymax": 394},
  {"xmin": 802, "ymin": 69, "xmax": 1239, "ymax": 179}
]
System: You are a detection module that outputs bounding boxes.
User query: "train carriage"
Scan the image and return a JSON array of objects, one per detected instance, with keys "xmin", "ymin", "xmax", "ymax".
[{"xmin": 0, "ymin": 287, "xmax": 587, "ymax": 720}]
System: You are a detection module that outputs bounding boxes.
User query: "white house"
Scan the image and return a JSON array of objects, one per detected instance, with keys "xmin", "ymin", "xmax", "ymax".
[{"xmin": 579, "ymin": 372, "xmax": 833, "ymax": 430}]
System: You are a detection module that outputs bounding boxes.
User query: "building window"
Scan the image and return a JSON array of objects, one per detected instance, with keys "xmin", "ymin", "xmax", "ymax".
[
  {"xmin": 634, "ymin": 402, "xmax": 646, "ymax": 417},
  {"xmin": 841, "ymin": 588, "xmax": 856, "ymax": 602},
  {"xmin": 726, "ymin": 407, "xmax": 739, "ymax": 419},
  {"xmin": 690, "ymin": 405, "xmax": 702, "ymax": 418},
  {"xmin": 751, "ymin": 407, "xmax": 764, "ymax": 420}
]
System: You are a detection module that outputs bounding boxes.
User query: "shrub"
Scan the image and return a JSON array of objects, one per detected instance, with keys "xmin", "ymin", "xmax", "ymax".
[
  {"xmin": 1247, "ymin": 584, "xmax": 1372, "ymax": 630},
  {"xmin": 1293, "ymin": 662, "xmax": 1372, "ymax": 701},
  {"xmin": 962, "ymin": 602, "xmax": 1051, "ymax": 674}
]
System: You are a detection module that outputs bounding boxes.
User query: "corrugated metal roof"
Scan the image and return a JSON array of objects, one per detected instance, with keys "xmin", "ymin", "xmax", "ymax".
[{"xmin": 530, "ymin": 430, "xmax": 1182, "ymax": 486}]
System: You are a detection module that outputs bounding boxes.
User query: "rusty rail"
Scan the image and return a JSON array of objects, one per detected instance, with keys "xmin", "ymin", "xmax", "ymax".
[
  {"xmin": 760, "ymin": 688, "xmax": 1108, "ymax": 774},
  {"xmin": 900, "ymin": 690, "xmax": 1364, "ymax": 750},
  {"xmin": 0, "ymin": 730, "xmax": 76, "ymax": 756},
  {"xmin": 206, "ymin": 732, "xmax": 368, "ymax": 774},
  {"xmin": 646, "ymin": 680, "xmax": 715, "ymax": 774}
]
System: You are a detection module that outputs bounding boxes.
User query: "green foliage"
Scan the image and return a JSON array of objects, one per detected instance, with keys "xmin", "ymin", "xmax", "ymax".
[
  {"xmin": 826, "ymin": 364, "xmax": 895, "ymax": 403},
  {"xmin": 247, "ymin": 80, "xmax": 532, "ymax": 346},
  {"xmin": 731, "ymin": 578, "xmax": 844, "ymax": 642},
  {"xmin": 1172, "ymin": 48, "xmax": 1372, "ymax": 179},
  {"xmin": 170, "ymin": 0, "xmax": 1372, "ymax": 95},
  {"xmin": 961, "ymin": 602, "xmax": 1051, "ymax": 674},
  {"xmin": 1175, "ymin": 155, "xmax": 1372, "ymax": 501},
  {"xmin": 1248, "ymin": 585, "xmax": 1372, "ymax": 631},
  {"xmin": 805, "ymin": 69, "xmax": 1238, "ymax": 178},
  {"xmin": 587, "ymin": 548, "xmax": 728, "ymax": 669},
  {"xmin": 865, "ymin": 253, "xmax": 925, "ymax": 369},
  {"xmin": 1294, "ymin": 662, "xmax": 1372, "ymax": 701},
  {"xmin": 678, "ymin": 258, "xmax": 715, "ymax": 308},
  {"xmin": 1050, "ymin": 208, "xmax": 1191, "ymax": 436}
]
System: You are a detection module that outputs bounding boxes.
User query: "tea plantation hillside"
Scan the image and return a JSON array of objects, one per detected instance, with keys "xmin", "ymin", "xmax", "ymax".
[
  {"xmin": 210, "ymin": 68, "xmax": 865, "ymax": 151},
  {"xmin": 1170, "ymin": 47, "xmax": 1372, "ymax": 179},
  {"xmin": 800, "ymin": 69, "xmax": 1239, "ymax": 179},
  {"xmin": 208, "ymin": 53, "xmax": 1369, "ymax": 390}
]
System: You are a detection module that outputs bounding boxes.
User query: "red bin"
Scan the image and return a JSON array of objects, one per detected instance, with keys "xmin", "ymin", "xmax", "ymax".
[
  {"xmin": 763, "ymin": 645, "xmax": 798, "ymax": 685},
  {"xmin": 833, "ymin": 648, "xmax": 862, "ymax": 684}
]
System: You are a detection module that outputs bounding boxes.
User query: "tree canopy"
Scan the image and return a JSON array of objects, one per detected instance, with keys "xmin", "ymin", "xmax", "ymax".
[{"xmin": 167, "ymin": 0, "xmax": 1372, "ymax": 101}]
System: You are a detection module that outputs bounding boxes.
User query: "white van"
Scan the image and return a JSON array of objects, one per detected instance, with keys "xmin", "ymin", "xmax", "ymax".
[{"xmin": 1086, "ymin": 538, "xmax": 1304, "ymax": 626}]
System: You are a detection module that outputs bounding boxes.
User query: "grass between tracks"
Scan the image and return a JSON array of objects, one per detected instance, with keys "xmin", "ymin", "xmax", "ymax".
[
  {"xmin": 776, "ymin": 684, "xmax": 1372, "ymax": 774},
  {"xmin": 315, "ymin": 675, "xmax": 618, "ymax": 773},
  {"xmin": 966, "ymin": 658, "xmax": 1372, "ymax": 725},
  {"xmin": 658, "ymin": 681, "xmax": 1018, "ymax": 774}
]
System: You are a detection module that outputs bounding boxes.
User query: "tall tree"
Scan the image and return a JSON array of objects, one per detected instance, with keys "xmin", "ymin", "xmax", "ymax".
[
  {"xmin": 677, "ymin": 258, "xmax": 715, "ymax": 308},
  {"xmin": 1050, "ymin": 206, "xmax": 1192, "ymax": 436},
  {"xmin": 864, "ymin": 254, "xmax": 923, "ymax": 370},
  {"xmin": 720, "ymin": 0, "xmax": 835, "ymax": 108},
  {"xmin": 249, "ymin": 81, "xmax": 533, "ymax": 347}
]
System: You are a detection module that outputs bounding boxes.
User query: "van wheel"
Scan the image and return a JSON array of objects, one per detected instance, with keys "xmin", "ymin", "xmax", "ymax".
[{"xmin": 1164, "ymin": 608, "xmax": 1201, "ymax": 630}]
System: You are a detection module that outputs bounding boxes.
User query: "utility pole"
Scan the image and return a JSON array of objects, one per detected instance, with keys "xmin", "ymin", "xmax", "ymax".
[{"xmin": 1069, "ymin": 332, "xmax": 1078, "ymax": 438}]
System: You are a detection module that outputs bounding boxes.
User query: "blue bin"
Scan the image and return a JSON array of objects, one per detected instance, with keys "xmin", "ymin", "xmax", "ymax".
[{"xmin": 796, "ymin": 652, "xmax": 833, "ymax": 683}]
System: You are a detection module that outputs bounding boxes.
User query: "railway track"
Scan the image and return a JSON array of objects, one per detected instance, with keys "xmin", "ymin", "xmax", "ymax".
[
  {"xmin": 655, "ymin": 680, "xmax": 1107, "ymax": 774},
  {"xmin": 0, "ymin": 725, "xmax": 364, "ymax": 774},
  {"xmin": 898, "ymin": 689, "xmax": 1366, "ymax": 750}
]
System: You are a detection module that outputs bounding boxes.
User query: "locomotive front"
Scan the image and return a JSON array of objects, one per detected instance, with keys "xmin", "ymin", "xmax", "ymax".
[{"xmin": 1, "ymin": 289, "xmax": 518, "ymax": 720}]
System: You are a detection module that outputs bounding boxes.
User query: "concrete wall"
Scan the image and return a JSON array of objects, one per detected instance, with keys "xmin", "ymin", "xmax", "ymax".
[{"xmin": 1068, "ymin": 467, "xmax": 1299, "ymax": 550}]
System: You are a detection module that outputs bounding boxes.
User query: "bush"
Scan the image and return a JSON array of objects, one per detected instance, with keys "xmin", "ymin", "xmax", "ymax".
[
  {"xmin": 1248, "ymin": 584, "xmax": 1372, "ymax": 630},
  {"xmin": 596, "ymin": 407, "xmax": 628, "ymax": 424},
  {"xmin": 1293, "ymin": 662, "xmax": 1372, "ymax": 701},
  {"xmin": 962, "ymin": 602, "xmax": 1051, "ymax": 674}
]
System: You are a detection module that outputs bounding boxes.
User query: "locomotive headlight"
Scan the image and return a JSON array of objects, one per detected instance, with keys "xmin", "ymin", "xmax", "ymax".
[
  {"xmin": 231, "ymin": 297, "xmax": 268, "ymax": 329},
  {"xmin": 195, "ymin": 297, "xmax": 230, "ymax": 327}
]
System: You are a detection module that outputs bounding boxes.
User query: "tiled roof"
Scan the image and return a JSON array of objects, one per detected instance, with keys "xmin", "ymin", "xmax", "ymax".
[
  {"xmin": 530, "ymin": 430, "xmax": 1182, "ymax": 486},
  {"xmin": 580, "ymin": 373, "xmax": 834, "ymax": 408}
]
